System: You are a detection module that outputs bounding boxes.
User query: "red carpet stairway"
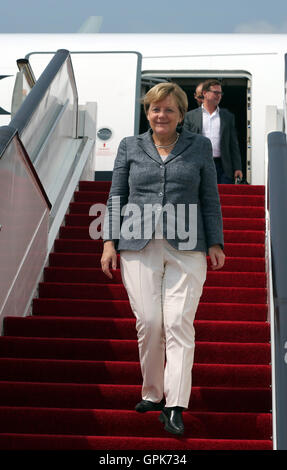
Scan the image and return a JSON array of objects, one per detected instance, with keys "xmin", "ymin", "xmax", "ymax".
[{"xmin": 0, "ymin": 182, "xmax": 272, "ymax": 450}]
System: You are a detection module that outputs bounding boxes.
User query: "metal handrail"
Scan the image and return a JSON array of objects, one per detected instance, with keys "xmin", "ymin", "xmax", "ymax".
[
  {"xmin": 267, "ymin": 131, "xmax": 287, "ymax": 450},
  {"xmin": 0, "ymin": 48, "xmax": 92, "ymax": 324},
  {"xmin": 10, "ymin": 49, "xmax": 78, "ymax": 138},
  {"xmin": 16, "ymin": 58, "xmax": 36, "ymax": 89},
  {"xmin": 0, "ymin": 125, "xmax": 16, "ymax": 159},
  {"xmin": 284, "ymin": 53, "xmax": 287, "ymax": 133},
  {"xmin": 0, "ymin": 125, "xmax": 51, "ymax": 208}
]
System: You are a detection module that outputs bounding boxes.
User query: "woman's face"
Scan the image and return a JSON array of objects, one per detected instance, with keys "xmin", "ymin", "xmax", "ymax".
[{"xmin": 147, "ymin": 94, "xmax": 182, "ymax": 139}]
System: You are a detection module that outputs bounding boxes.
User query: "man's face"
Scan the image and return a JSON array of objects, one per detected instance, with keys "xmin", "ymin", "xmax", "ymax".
[
  {"xmin": 194, "ymin": 86, "xmax": 203, "ymax": 106},
  {"xmin": 203, "ymin": 85, "xmax": 223, "ymax": 107}
]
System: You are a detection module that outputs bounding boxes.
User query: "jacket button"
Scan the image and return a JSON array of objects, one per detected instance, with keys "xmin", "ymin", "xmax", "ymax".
[{"xmin": 159, "ymin": 192, "xmax": 163, "ymax": 196}]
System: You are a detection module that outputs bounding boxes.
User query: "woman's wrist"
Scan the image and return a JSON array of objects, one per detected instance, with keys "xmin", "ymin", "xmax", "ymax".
[{"xmin": 103, "ymin": 240, "xmax": 115, "ymax": 250}]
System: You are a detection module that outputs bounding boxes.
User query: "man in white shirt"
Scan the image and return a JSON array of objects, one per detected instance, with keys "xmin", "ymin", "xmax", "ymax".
[{"xmin": 184, "ymin": 79, "xmax": 243, "ymax": 184}]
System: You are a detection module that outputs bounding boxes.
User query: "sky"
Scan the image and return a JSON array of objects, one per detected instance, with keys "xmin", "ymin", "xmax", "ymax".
[{"xmin": 0, "ymin": 0, "xmax": 287, "ymax": 34}]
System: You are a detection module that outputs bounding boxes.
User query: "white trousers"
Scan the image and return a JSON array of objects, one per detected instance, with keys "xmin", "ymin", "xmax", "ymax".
[{"xmin": 120, "ymin": 238, "xmax": 207, "ymax": 408}]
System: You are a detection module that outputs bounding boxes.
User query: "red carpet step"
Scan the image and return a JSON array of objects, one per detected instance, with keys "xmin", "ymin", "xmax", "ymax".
[
  {"xmin": 34, "ymin": 284, "xmax": 266, "ymax": 304},
  {"xmin": 3, "ymin": 316, "xmax": 270, "ymax": 342},
  {"xmin": 0, "ymin": 358, "xmax": 270, "ymax": 386},
  {"xmin": 43, "ymin": 267, "xmax": 266, "ymax": 287},
  {"xmin": 32, "ymin": 298, "xmax": 267, "ymax": 321},
  {"xmin": 0, "ymin": 382, "xmax": 271, "ymax": 411},
  {"xmin": 0, "ymin": 337, "xmax": 270, "ymax": 364},
  {"xmin": 49, "ymin": 253, "xmax": 266, "ymax": 271},
  {"xmin": 53, "ymin": 239, "xmax": 265, "ymax": 257},
  {"xmin": 0, "ymin": 434, "xmax": 272, "ymax": 451},
  {"xmin": 0, "ymin": 407, "xmax": 271, "ymax": 439},
  {"xmin": 0, "ymin": 183, "xmax": 272, "ymax": 450}
]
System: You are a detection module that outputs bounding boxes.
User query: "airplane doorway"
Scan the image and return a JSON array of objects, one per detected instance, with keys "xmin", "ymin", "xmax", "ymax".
[{"xmin": 140, "ymin": 73, "xmax": 251, "ymax": 182}]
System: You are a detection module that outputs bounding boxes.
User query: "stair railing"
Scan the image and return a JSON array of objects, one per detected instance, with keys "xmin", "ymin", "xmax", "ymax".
[
  {"xmin": 0, "ymin": 49, "xmax": 96, "ymax": 325},
  {"xmin": 0, "ymin": 126, "xmax": 51, "ymax": 322},
  {"xmin": 285, "ymin": 53, "xmax": 287, "ymax": 133},
  {"xmin": 267, "ymin": 130, "xmax": 287, "ymax": 450},
  {"xmin": 11, "ymin": 58, "xmax": 36, "ymax": 118}
]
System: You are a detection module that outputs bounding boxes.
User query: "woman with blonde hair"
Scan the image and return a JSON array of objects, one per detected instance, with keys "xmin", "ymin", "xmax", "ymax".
[{"xmin": 101, "ymin": 82, "xmax": 225, "ymax": 436}]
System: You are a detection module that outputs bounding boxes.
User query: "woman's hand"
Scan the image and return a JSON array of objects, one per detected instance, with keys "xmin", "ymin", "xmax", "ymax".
[
  {"xmin": 101, "ymin": 241, "xmax": 117, "ymax": 279},
  {"xmin": 208, "ymin": 244, "xmax": 225, "ymax": 270}
]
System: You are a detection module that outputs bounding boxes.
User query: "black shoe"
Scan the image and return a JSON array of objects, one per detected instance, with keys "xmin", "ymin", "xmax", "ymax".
[
  {"xmin": 135, "ymin": 398, "xmax": 165, "ymax": 413},
  {"xmin": 159, "ymin": 406, "xmax": 184, "ymax": 435}
]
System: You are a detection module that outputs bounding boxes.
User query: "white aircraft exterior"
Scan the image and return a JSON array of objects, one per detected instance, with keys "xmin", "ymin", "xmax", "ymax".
[
  {"xmin": 0, "ymin": 33, "xmax": 286, "ymax": 185},
  {"xmin": 1, "ymin": 32, "xmax": 287, "ymax": 449}
]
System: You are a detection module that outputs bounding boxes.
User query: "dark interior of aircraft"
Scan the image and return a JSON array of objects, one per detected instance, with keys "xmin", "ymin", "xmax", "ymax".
[{"xmin": 139, "ymin": 76, "xmax": 248, "ymax": 180}]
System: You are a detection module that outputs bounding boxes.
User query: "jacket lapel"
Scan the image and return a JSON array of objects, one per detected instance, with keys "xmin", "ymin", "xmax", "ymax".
[
  {"xmin": 137, "ymin": 130, "xmax": 163, "ymax": 165},
  {"xmin": 197, "ymin": 107, "xmax": 203, "ymax": 133},
  {"xmin": 219, "ymin": 108, "xmax": 226, "ymax": 139},
  {"xmin": 164, "ymin": 128, "xmax": 195, "ymax": 164},
  {"xmin": 137, "ymin": 128, "xmax": 195, "ymax": 165}
]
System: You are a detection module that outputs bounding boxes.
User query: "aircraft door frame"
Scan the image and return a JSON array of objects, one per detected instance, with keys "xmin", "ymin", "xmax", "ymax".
[{"xmin": 141, "ymin": 70, "xmax": 252, "ymax": 183}]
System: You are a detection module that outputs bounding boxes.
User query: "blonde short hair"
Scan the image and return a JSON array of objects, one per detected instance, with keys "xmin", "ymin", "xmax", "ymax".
[{"xmin": 143, "ymin": 82, "xmax": 188, "ymax": 121}]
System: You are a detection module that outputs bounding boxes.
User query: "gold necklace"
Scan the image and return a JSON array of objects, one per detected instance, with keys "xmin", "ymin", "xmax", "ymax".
[{"xmin": 154, "ymin": 133, "xmax": 179, "ymax": 149}]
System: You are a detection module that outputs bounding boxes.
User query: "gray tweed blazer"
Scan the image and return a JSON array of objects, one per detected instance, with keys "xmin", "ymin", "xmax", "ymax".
[{"xmin": 103, "ymin": 128, "xmax": 224, "ymax": 252}]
